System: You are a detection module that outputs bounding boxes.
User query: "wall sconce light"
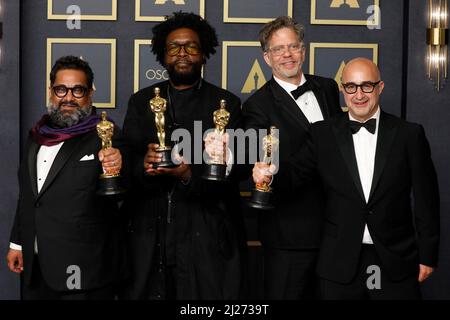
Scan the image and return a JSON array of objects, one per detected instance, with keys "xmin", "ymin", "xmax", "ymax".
[{"xmin": 427, "ymin": 0, "xmax": 448, "ymax": 91}]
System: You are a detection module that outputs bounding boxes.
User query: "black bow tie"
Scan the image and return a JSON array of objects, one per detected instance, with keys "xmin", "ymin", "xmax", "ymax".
[
  {"xmin": 349, "ymin": 119, "xmax": 376, "ymax": 134},
  {"xmin": 291, "ymin": 81, "xmax": 315, "ymax": 100}
]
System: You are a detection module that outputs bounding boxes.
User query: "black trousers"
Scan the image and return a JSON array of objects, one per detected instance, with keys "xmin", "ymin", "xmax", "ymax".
[
  {"xmin": 319, "ymin": 244, "xmax": 421, "ymax": 300},
  {"xmin": 21, "ymin": 256, "xmax": 115, "ymax": 300},
  {"xmin": 263, "ymin": 247, "xmax": 318, "ymax": 300}
]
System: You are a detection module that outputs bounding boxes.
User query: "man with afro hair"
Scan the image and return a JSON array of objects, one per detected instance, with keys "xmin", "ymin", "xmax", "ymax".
[{"xmin": 120, "ymin": 12, "xmax": 247, "ymax": 300}]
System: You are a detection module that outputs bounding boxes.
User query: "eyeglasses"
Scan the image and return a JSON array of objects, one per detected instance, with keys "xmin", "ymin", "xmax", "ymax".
[
  {"xmin": 52, "ymin": 85, "xmax": 89, "ymax": 98},
  {"xmin": 341, "ymin": 81, "xmax": 381, "ymax": 94},
  {"xmin": 166, "ymin": 42, "xmax": 201, "ymax": 56},
  {"xmin": 267, "ymin": 43, "xmax": 303, "ymax": 56}
]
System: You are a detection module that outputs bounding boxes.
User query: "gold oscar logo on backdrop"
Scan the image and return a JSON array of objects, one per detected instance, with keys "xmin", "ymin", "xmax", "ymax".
[
  {"xmin": 241, "ymin": 59, "xmax": 267, "ymax": 94},
  {"xmin": 154, "ymin": 0, "xmax": 185, "ymax": 4},
  {"xmin": 333, "ymin": 60, "xmax": 348, "ymax": 111},
  {"xmin": 330, "ymin": 0, "xmax": 360, "ymax": 8},
  {"xmin": 334, "ymin": 60, "xmax": 346, "ymax": 90}
]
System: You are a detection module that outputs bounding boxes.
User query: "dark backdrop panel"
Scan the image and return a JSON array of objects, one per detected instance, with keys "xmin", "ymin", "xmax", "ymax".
[
  {"xmin": 205, "ymin": 0, "xmax": 405, "ymax": 117},
  {"xmin": 20, "ymin": 0, "xmax": 135, "ymax": 148},
  {"xmin": 406, "ymin": 0, "xmax": 450, "ymax": 299},
  {"xmin": 0, "ymin": 0, "xmax": 21, "ymax": 300},
  {"xmin": 20, "ymin": 0, "xmax": 406, "ymax": 142}
]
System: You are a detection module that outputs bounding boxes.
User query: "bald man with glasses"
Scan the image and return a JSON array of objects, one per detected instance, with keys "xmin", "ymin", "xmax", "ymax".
[{"xmin": 253, "ymin": 57, "xmax": 440, "ymax": 300}]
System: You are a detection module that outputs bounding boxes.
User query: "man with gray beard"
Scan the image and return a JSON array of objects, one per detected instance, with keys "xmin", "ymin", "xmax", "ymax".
[
  {"xmin": 6, "ymin": 56, "xmax": 124, "ymax": 300},
  {"xmin": 47, "ymin": 95, "xmax": 93, "ymax": 128}
]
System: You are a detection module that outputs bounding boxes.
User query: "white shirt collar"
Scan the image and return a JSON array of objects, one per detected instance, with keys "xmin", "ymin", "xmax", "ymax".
[{"xmin": 273, "ymin": 73, "xmax": 306, "ymax": 94}]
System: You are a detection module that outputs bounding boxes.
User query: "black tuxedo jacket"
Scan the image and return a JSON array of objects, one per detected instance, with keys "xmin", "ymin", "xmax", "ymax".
[
  {"xmin": 277, "ymin": 111, "xmax": 440, "ymax": 283},
  {"xmin": 242, "ymin": 75, "xmax": 341, "ymax": 249},
  {"xmin": 10, "ymin": 130, "xmax": 122, "ymax": 292}
]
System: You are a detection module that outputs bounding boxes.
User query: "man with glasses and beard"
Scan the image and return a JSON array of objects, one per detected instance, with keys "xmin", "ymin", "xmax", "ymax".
[
  {"xmin": 6, "ymin": 56, "xmax": 123, "ymax": 300},
  {"xmin": 120, "ymin": 12, "xmax": 247, "ymax": 299}
]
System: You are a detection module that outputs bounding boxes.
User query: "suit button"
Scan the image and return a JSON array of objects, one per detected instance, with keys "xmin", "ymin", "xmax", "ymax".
[
  {"xmin": 35, "ymin": 202, "xmax": 41, "ymax": 208},
  {"xmin": 368, "ymin": 210, "xmax": 374, "ymax": 215}
]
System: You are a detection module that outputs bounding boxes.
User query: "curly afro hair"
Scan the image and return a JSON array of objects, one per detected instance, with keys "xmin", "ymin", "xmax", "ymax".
[{"xmin": 151, "ymin": 11, "xmax": 219, "ymax": 66}]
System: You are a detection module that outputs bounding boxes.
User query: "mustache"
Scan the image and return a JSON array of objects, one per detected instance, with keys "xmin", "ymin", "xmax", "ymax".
[
  {"xmin": 59, "ymin": 101, "xmax": 79, "ymax": 108},
  {"xmin": 175, "ymin": 59, "xmax": 193, "ymax": 64}
]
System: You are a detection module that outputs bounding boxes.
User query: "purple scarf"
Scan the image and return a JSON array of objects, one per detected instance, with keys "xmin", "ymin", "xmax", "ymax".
[{"xmin": 30, "ymin": 113, "xmax": 102, "ymax": 146}]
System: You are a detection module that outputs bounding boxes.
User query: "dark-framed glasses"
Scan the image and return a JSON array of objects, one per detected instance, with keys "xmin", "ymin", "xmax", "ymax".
[
  {"xmin": 52, "ymin": 85, "xmax": 89, "ymax": 98},
  {"xmin": 341, "ymin": 81, "xmax": 381, "ymax": 94},
  {"xmin": 166, "ymin": 42, "xmax": 201, "ymax": 56},
  {"xmin": 267, "ymin": 43, "xmax": 303, "ymax": 56}
]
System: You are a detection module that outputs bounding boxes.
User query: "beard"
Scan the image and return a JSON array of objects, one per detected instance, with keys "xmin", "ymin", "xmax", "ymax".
[
  {"xmin": 277, "ymin": 62, "xmax": 303, "ymax": 80},
  {"xmin": 47, "ymin": 101, "xmax": 92, "ymax": 128},
  {"xmin": 166, "ymin": 61, "xmax": 203, "ymax": 87}
]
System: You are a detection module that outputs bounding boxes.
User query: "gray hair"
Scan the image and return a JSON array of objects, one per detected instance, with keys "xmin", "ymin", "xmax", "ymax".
[{"xmin": 259, "ymin": 16, "xmax": 305, "ymax": 52}]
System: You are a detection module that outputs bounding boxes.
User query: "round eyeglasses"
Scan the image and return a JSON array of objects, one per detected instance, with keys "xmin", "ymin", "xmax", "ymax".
[
  {"xmin": 166, "ymin": 42, "xmax": 201, "ymax": 56},
  {"xmin": 52, "ymin": 85, "xmax": 89, "ymax": 98},
  {"xmin": 267, "ymin": 43, "xmax": 303, "ymax": 56},
  {"xmin": 341, "ymin": 81, "xmax": 381, "ymax": 94}
]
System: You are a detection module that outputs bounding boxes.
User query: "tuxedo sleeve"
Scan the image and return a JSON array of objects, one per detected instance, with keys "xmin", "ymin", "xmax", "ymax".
[
  {"xmin": 10, "ymin": 208, "xmax": 21, "ymax": 245},
  {"xmin": 273, "ymin": 128, "xmax": 319, "ymax": 193},
  {"xmin": 242, "ymin": 98, "xmax": 270, "ymax": 132},
  {"xmin": 242, "ymin": 97, "xmax": 273, "ymax": 182},
  {"xmin": 408, "ymin": 124, "xmax": 440, "ymax": 267},
  {"xmin": 9, "ymin": 171, "xmax": 22, "ymax": 245},
  {"xmin": 110, "ymin": 125, "xmax": 132, "ymax": 193}
]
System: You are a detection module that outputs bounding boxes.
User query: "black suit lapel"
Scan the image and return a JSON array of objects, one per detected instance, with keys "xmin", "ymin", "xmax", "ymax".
[
  {"xmin": 27, "ymin": 138, "xmax": 40, "ymax": 197},
  {"xmin": 269, "ymin": 78, "xmax": 311, "ymax": 131},
  {"xmin": 368, "ymin": 111, "xmax": 398, "ymax": 202},
  {"xmin": 332, "ymin": 115, "xmax": 366, "ymax": 202},
  {"xmin": 305, "ymin": 75, "xmax": 330, "ymax": 119},
  {"xmin": 37, "ymin": 135, "xmax": 85, "ymax": 199}
]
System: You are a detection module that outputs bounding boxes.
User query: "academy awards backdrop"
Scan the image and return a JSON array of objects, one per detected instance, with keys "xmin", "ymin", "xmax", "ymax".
[{"xmin": 0, "ymin": 0, "xmax": 449, "ymax": 299}]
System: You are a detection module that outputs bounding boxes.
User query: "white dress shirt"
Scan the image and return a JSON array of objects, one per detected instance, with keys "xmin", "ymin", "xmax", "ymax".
[
  {"xmin": 10, "ymin": 142, "xmax": 64, "ymax": 252},
  {"xmin": 349, "ymin": 108, "xmax": 380, "ymax": 244},
  {"xmin": 274, "ymin": 74, "xmax": 324, "ymax": 124}
]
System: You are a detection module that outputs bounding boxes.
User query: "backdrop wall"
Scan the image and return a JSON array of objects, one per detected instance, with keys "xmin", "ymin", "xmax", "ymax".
[{"xmin": 0, "ymin": 0, "xmax": 448, "ymax": 299}]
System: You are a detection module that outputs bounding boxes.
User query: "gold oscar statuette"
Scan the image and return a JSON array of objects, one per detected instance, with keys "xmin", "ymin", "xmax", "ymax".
[
  {"xmin": 202, "ymin": 99, "xmax": 230, "ymax": 181},
  {"xmin": 96, "ymin": 111, "xmax": 125, "ymax": 196},
  {"xmin": 149, "ymin": 87, "xmax": 177, "ymax": 168},
  {"xmin": 248, "ymin": 126, "xmax": 279, "ymax": 210}
]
